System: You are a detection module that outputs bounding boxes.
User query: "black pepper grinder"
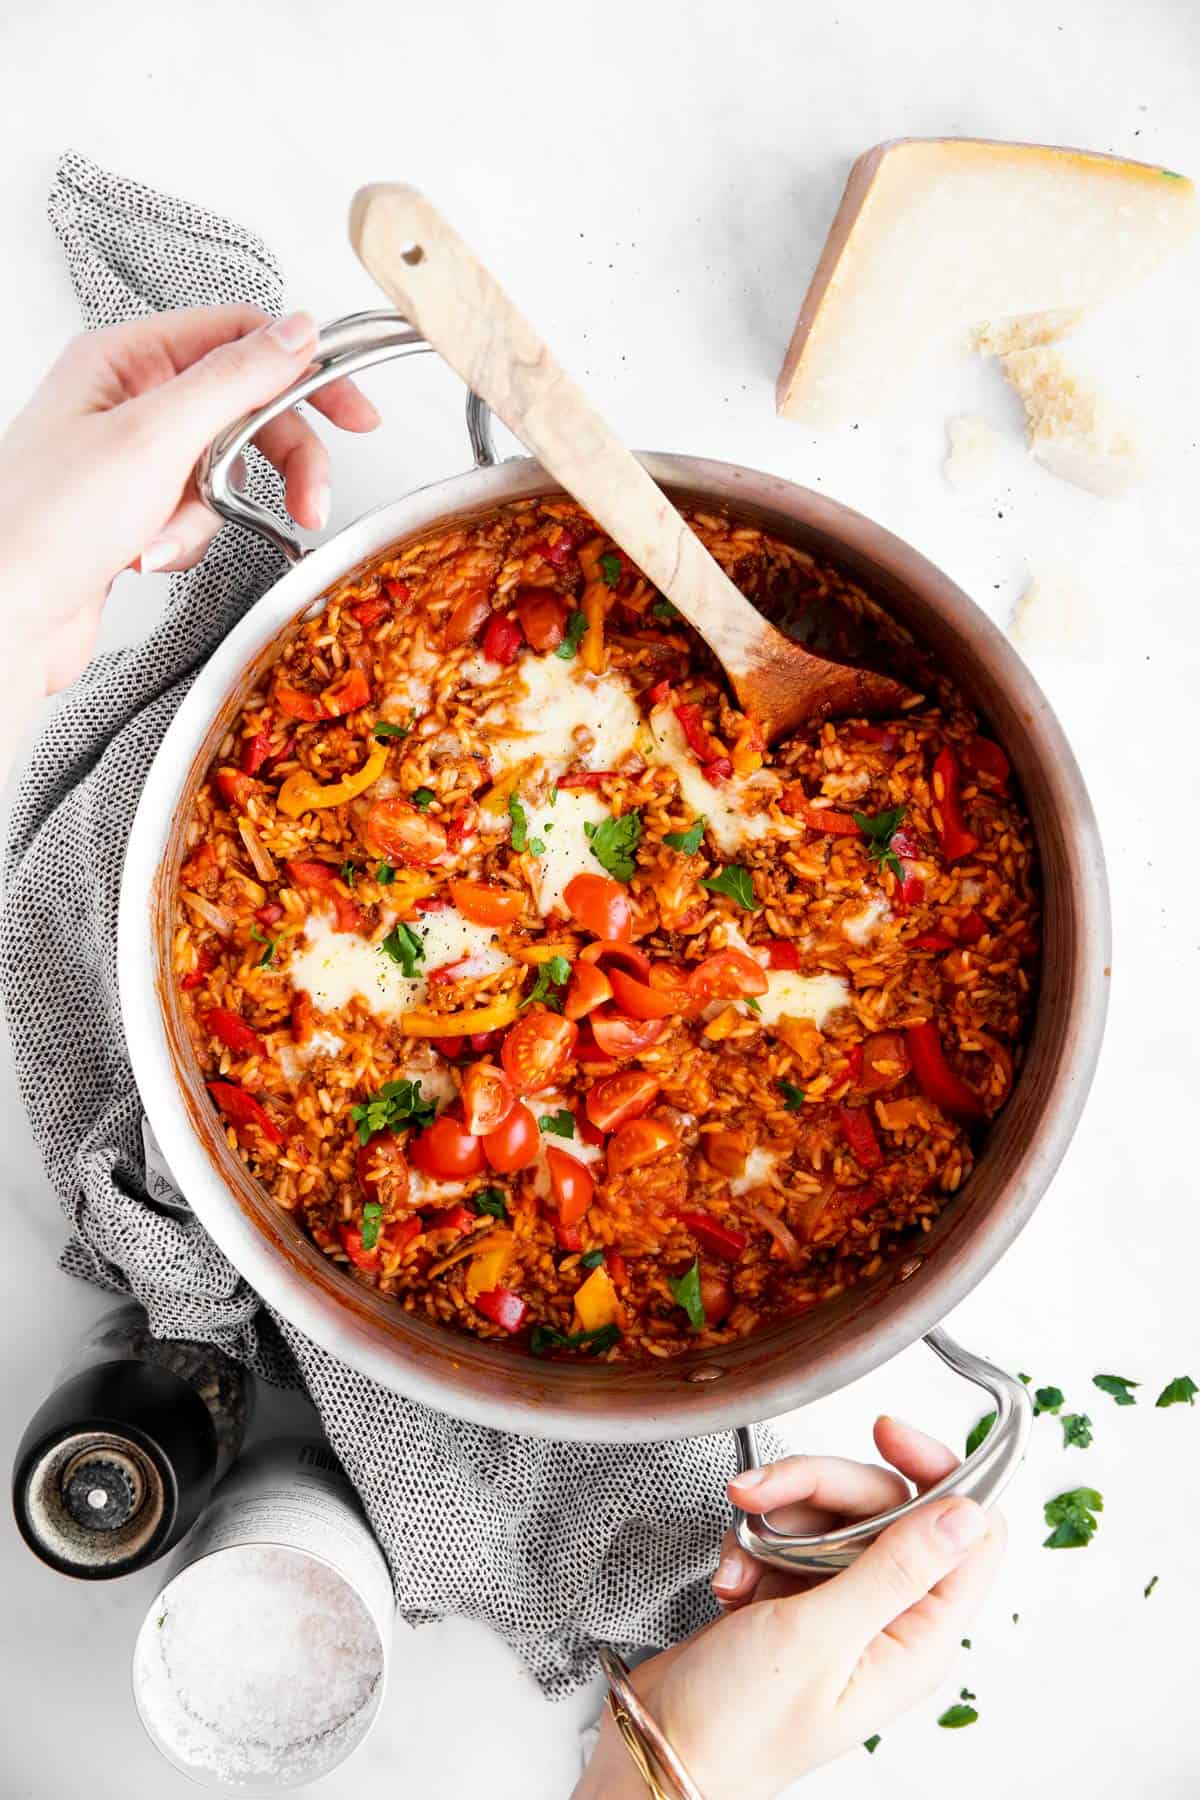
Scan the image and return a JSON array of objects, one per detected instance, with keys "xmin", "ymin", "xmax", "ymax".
[{"xmin": 12, "ymin": 1301, "xmax": 251, "ymax": 1580}]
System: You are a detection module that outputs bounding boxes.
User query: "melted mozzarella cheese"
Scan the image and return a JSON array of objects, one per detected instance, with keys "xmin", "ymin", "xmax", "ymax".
[
  {"xmin": 486, "ymin": 655, "xmax": 641, "ymax": 780},
  {"xmin": 757, "ymin": 969, "xmax": 849, "ymax": 1030},
  {"xmin": 647, "ymin": 706, "xmax": 788, "ymax": 857},
  {"xmin": 843, "ymin": 896, "xmax": 890, "ymax": 945},
  {"xmin": 528, "ymin": 788, "xmax": 610, "ymax": 918},
  {"xmin": 288, "ymin": 909, "xmax": 512, "ymax": 1021},
  {"xmin": 458, "ymin": 650, "xmax": 503, "ymax": 687},
  {"xmin": 381, "ymin": 631, "xmax": 439, "ymax": 721},
  {"xmin": 729, "ymin": 1147, "xmax": 781, "ymax": 1196}
]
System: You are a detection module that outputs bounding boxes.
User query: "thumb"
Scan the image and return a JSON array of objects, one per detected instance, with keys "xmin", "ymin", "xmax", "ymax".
[
  {"xmin": 815, "ymin": 1498, "xmax": 990, "ymax": 1648},
  {"xmin": 131, "ymin": 310, "xmax": 320, "ymax": 458}
]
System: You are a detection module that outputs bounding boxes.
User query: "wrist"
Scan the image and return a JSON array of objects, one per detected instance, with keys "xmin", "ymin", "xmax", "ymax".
[{"xmin": 572, "ymin": 1707, "xmax": 652, "ymax": 1800}]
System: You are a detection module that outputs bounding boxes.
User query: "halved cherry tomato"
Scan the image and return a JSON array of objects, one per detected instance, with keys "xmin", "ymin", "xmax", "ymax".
[
  {"xmin": 545, "ymin": 1146, "xmax": 595, "ymax": 1225},
  {"xmin": 482, "ymin": 1101, "xmax": 540, "ymax": 1172},
  {"xmin": 291, "ymin": 990, "xmax": 314, "ymax": 1046},
  {"xmin": 320, "ymin": 667, "xmax": 371, "ymax": 717},
  {"xmin": 577, "ymin": 1112, "xmax": 606, "ymax": 1147},
  {"xmin": 350, "ymin": 596, "xmax": 391, "ymax": 629},
  {"xmin": 356, "ymin": 1130, "xmax": 410, "ymax": 1210},
  {"xmin": 338, "ymin": 1222, "xmax": 379, "ymax": 1272},
  {"xmin": 365, "ymin": 799, "xmax": 448, "ymax": 867},
  {"xmin": 765, "ymin": 939, "xmax": 800, "ymax": 970},
  {"xmin": 608, "ymin": 1116, "xmax": 679, "ymax": 1175},
  {"xmin": 273, "ymin": 675, "xmax": 323, "ymax": 721},
  {"xmin": 679, "ymin": 1211, "xmax": 748, "ymax": 1262},
  {"xmin": 432, "ymin": 1035, "xmax": 465, "ymax": 1060},
  {"xmin": 473, "ymin": 1287, "xmax": 527, "ymax": 1332},
  {"xmin": 214, "ymin": 768, "xmax": 256, "ymax": 810},
  {"xmin": 573, "ymin": 1023, "xmax": 619, "ymax": 1070},
  {"xmin": 780, "ymin": 792, "xmax": 864, "ymax": 835},
  {"xmin": 699, "ymin": 1271, "xmax": 733, "ymax": 1325},
  {"xmin": 589, "ymin": 1010, "xmax": 668, "ymax": 1059},
  {"xmin": 448, "ymin": 879, "xmax": 525, "ymax": 927},
  {"xmin": 461, "ymin": 1062, "xmax": 516, "ymax": 1137},
  {"xmin": 687, "ymin": 949, "xmax": 769, "ymax": 1000},
  {"xmin": 481, "ymin": 613, "xmax": 524, "ymax": 664},
  {"xmin": 515, "ymin": 587, "xmax": 568, "ymax": 652},
  {"xmin": 960, "ymin": 735, "xmax": 1010, "ymax": 787},
  {"xmin": 838, "ymin": 1104, "xmax": 884, "ymax": 1171},
  {"xmin": 563, "ymin": 874, "xmax": 632, "ymax": 941},
  {"xmin": 409, "ymin": 1114, "xmax": 486, "ymax": 1180},
  {"xmin": 444, "ymin": 588, "xmax": 492, "ymax": 646},
  {"xmin": 501, "ymin": 1011, "xmax": 578, "ymax": 1093},
  {"xmin": 607, "ymin": 967, "xmax": 679, "ymax": 1020},
  {"xmin": 646, "ymin": 961, "xmax": 703, "ymax": 1017},
  {"xmin": 858, "ymin": 1030, "xmax": 911, "ymax": 1094},
  {"xmin": 208, "ymin": 1081, "xmax": 285, "ymax": 1146},
  {"xmin": 564, "ymin": 962, "xmax": 612, "ymax": 1021},
  {"xmin": 585, "ymin": 1072, "xmax": 660, "ymax": 1133},
  {"xmin": 580, "ymin": 940, "xmax": 650, "ymax": 980},
  {"xmin": 203, "ymin": 1007, "xmax": 265, "ymax": 1058},
  {"xmin": 240, "ymin": 728, "xmax": 274, "ymax": 775}
]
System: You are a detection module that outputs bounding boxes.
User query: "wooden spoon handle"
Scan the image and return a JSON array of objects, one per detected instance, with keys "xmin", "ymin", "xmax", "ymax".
[{"xmin": 349, "ymin": 183, "xmax": 773, "ymax": 684}]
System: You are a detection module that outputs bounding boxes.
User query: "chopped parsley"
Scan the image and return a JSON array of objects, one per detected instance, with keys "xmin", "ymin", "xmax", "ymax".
[
  {"xmin": 410, "ymin": 786, "xmax": 436, "ymax": 811},
  {"xmin": 937, "ymin": 1704, "xmax": 978, "ymax": 1729},
  {"xmin": 961, "ymin": 1639, "xmax": 971, "ymax": 1650},
  {"xmin": 584, "ymin": 810, "xmax": 643, "ymax": 882},
  {"xmin": 538, "ymin": 1108, "xmax": 576, "ymax": 1139},
  {"xmin": 523, "ymin": 955, "xmax": 571, "ymax": 1011},
  {"xmin": 376, "ymin": 861, "xmax": 396, "ymax": 885},
  {"xmin": 1061, "ymin": 1412, "xmax": 1093, "ymax": 1450},
  {"xmin": 340, "ymin": 861, "xmax": 357, "ymax": 889},
  {"xmin": 1043, "ymin": 1486, "xmax": 1103, "ymax": 1550},
  {"xmin": 1033, "ymin": 1386, "xmax": 1064, "ymax": 1417},
  {"xmin": 472, "ymin": 1188, "xmax": 508, "ymax": 1219},
  {"xmin": 508, "ymin": 793, "xmax": 529, "ymax": 852},
  {"xmin": 374, "ymin": 716, "xmax": 413, "ymax": 741},
  {"xmin": 744, "ymin": 996, "xmax": 762, "ymax": 1016},
  {"xmin": 580, "ymin": 1249, "xmax": 605, "ymax": 1269},
  {"xmin": 599, "ymin": 551, "xmax": 622, "ymax": 588},
  {"xmin": 668, "ymin": 1258, "xmax": 706, "ymax": 1332},
  {"xmin": 360, "ymin": 1200, "xmax": 383, "ymax": 1250},
  {"xmin": 350, "ymin": 1078, "xmax": 437, "ymax": 1145},
  {"xmin": 1156, "ymin": 1374, "xmax": 1197, "ymax": 1408},
  {"xmin": 651, "ymin": 599, "xmax": 680, "ymax": 624},
  {"xmin": 1144, "ymin": 1575, "xmax": 1159, "ymax": 1598},
  {"xmin": 863, "ymin": 1736, "xmax": 881, "ymax": 1755},
  {"xmin": 663, "ymin": 817, "xmax": 706, "ymax": 855},
  {"xmin": 528, "ymin": 837, "xmax": 547, "ymax": 856},
  {"xmin": 960, "ymin": 1687, "xmax": 976, "ymax": 1703},
  {"xmin": 530, "ymin": 1322, "xmax": 621, "ymax": 1356},
  {"xmin": 777, "ymin": 1080, "xmax": 806, "ymax": 1111},
  {"xmin": 379, "ymin": 921, "xmax": 424, "ymax": 977},
  {"xmin": 249, "ymin": 923, "xmax": 276, "ymax": 968},
  {"xmin": 555, "ymin": 609, "xmax": 588, "ymax": 660},
  {"xmin": 1093, "ymin": 1373, "xmax": 1139, "ymax": 1407},
  {"xmin": 700, "ymin": 864, "xmax": 758, "ymax": 910},
  {"xmin": 965, "ymin": 1412, "xmax": 996, "ymax": 1457},
  {"xmin": 853, "ymin": 806, "xmax": 907, "ymax": 881}
]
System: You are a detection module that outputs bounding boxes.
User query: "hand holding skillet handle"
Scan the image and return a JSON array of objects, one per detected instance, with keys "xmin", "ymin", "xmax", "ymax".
[{"xmin": 348, "ymin": 183, "xmax": 915, "ymax": 741}]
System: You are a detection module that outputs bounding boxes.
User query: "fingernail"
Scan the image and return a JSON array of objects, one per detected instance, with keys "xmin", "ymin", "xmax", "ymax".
[
  {"xmin": 139, "ymin": 538, "xmax": 179, "ymax": 573},
  {"xmin": 713, "ymin": 1550, "xmax": 743, "ymax": 1592},
  {"xmin": 267, "ymin": 310, "xmax": 317, "ymax": 353},
  {"xmin": 936, "ymin": 1500, "xmax": 988, "ymax": 1550},
  {"xmin": 731, "ymin": 1467, "xmax": 767, "ymax": 1493},
  {"xmin": 312, "ymin": 484, "xmax": 331, "ymax": 530}
]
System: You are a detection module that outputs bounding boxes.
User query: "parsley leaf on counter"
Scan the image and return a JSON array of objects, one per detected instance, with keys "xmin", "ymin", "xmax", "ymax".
[
  {"xmin": 530, "ymin": 1322, "xmax": 621, "ymax": 1356},
  {"xmin": 523, "ymin": 955, "xmax": 571, "ymax": 1011},
  {"xmin": 599, "ymin": 551, "xmax": 622, "ymax": 588},
  {"xmin": 1093, "ymin": 1374, "xmax": 1139, "ymax": 1406},
  {"xmin": 508, "ymin": 793, "xmax": 529, "ymax": 852},
  {"xmin": 1033, "ymin": 1386, "xmax": 1064, "ymax": 1416},
  {"xmin": 410, "ymin": 786, "xmax": 436, "ymax": 811},
  {"xmin": 539, "ymin": 1109, "xmax": 576, "ymax": 1139},
  {"xmin": 668, "ymin": 1259, "xmax": 706, "ymax": 1331},
  {"xmin": 961, "ymin": 1638, "xmax": 972, "ymax": 1650},
  {"xmin": 938, "ymin": 1704, "xmax": 978, "ymax": 1729},
  {"xmin": 700, "ymin": 864, "xmax": 758, "ymax": 910},
  {"xmin": 664, "ymin": 817, "xmax": 706, "ymax": 855},
  {"xmin": 585, "ymin": 810, "xmax": 643, "ymax": 882},
  {"xmin": 1061, "ymin": 1413, "xmax": 1093, "ymax": 1449},
  {"xmin": 472, "ymin": 1189, "xmax": 508, "ymax": 1219},
  {"xmin": 351, "ymin": 1078, "xmax": 437, "ymax": 1145},
  {"xmin": 379, "ymin": 921, "xmax": 424, "ymax": 977},
  {"xmin": 863, "ymin": 1736, "xmax": 881, "ymax": 1755},
  {"xmin": 777, "ymin": 1080, "xmax": 806, "ymax": 1111},
  {"xmin": 555, "ymin": 610, "xmax": 588, "ymax": 660},
  {"xmin": 965, "ymin": 1412, "xmax": 996, "ymax": 1457},
  {"xmin": 1156, "ymin": 1375, "xmax": 1197, "ymax": 1408},
  {"xmin": 853, "ymin": 806, "xmax": 907, "ymax": 881},
  {"xmin": 360, "ymin": 1201, "xmax": 383, "ymax": 1250},
  {"xmin": 1043, "ymin": 1486, "xmax": 1104, "ymax": 1549},
  {"xmin": 960, "ymin": 1687, "xmax": 976, "ymax": 1702},
  {"xmin": 1144, "ymin": 1575, "xmax": 1159, "ymax": 1598}
]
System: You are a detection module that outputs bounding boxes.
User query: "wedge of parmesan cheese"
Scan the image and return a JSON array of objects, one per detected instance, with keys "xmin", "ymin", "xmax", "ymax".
[
  {"xmin": 777, "ymin": 139, "xmax": 1196, "ymax": 427},
  {"xmin": 1000, "ymin": 346, "xmax": 1141, "ymax": 496}
]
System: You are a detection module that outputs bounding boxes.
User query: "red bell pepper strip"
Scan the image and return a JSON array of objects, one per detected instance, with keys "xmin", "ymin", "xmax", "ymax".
[
  {"xmin": 554, "ymin": 1219, "xmax": 583, "ymax": 1252},
  {"xmin": 646, "ymin": 678, "xmax": 672, "ymax": 706},
  {"xmin": 913, "ymin": 930, "xmax": 955, "ymax": 951},
  {"xmin": 931, "ymin": 748, "xmax": 980, "ymax": 863},
  {"xmin": 382, "ymin": 578, "xmax": 410, "ymax": 603},
  {"xmin": 446, "ymin": 811, "xmax": 476, "ymax": 853},
  {"xmin": 481, "ymin": 612, "xmax": 525, "ymax": 664},
  {"xmin": 181, "ymin": 945, "xmax": 218, "ymax": 991},
  {"xmin": 700, "ymin": 756, "xmax": 733, "ymax": 783},
  {"xmin": 320, "ymin": 667, "xmax": 372, "ymax": 717},
  {"xmin": 255, "ymin": 902, "xmax": 284, "ymax": 927},
  {"xmin": 851, "ymin": 724, "xmax": 899, "ymax": 749},
  {"xmin": 213, "ymin": 768, "xmax": 257, "ymax": 810},
  {"xmin": 958, "ymin": 910, "xmax": 988, "ymax": 945},
  {"xmin": 203, "ymin": 1007, "xmax": 265, "ymax": 1058},
  {"xmin": 960, "ymin": 735, "xmax": 1010, "ymax": 787},
  {"xmin": 845, "ymin": 1044, "xmax": 864, "ymax": 1082},
  {"xmin": 673, "ymin": 702, "xmax": 723, "ymax": 765},
  {"xmin": 781, "ymin": 791, "xmax": 864, "ymax": 836},
  {"xmin": 423, "ymin": 1203, "xmax": 474, "ymax": 1238},
  {"xmin": 350, "ymin": 596, "xmax": 391, "ymax": 628},
  {"xmin": 338, "ymin": 1221, "xmax": 379, "ymax": 1272},
  {"xmin": 766, "ymin": 939, "xmax": 800, "ymax": 970},
  {"xmin": 273, "ymin": 676, "xmax": 324, "ymax": 721},
  {"xmin": 474, "ymin": 1287, "xmax": 528, "ymax": 1333},
  {"xmin": 208, "ymin": 1081, "xmax": 285, "ymax": 1145},
  {"xmin": 679, "ymin": 1211, "xmax": 748, "ymax": 1262},
  {"xmin": 604, "ymin": 1248, "xmax": 628, "ymax": 1285},
  {"xmin": 556, "ymin": 770, "xmax": 621, "ymax": 789},
  {"xmin": 837, "ymin": 1105, "xmax": 884, "ymax": 1171},
  {"xmin": 905, "ymin": 1023, "xmax": 985, "ymax": 1122},
  {"xmin": 240, "ymin": 728, "xmax": 274, "ymax": 775}
]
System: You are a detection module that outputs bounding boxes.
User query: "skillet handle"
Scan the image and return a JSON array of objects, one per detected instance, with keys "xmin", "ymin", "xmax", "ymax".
[
  {"xmin": 732, "ymin": 1327, "xmax": 1031, "ymax": 1576},
  {"xmin": 195, "ymin": 308, "xmax": 499, "ymax": 565}
]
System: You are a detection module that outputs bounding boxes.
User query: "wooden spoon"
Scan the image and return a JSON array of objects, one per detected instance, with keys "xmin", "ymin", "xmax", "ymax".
[{"xmin": 349, "ymin": 184, "xmax": 915, "ymax": 741}]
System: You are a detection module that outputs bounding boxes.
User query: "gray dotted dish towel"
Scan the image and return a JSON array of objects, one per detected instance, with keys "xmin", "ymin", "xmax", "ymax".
[{"xmin": 0, "ymin": 151, "xmax": 778, "ymax": 1697}]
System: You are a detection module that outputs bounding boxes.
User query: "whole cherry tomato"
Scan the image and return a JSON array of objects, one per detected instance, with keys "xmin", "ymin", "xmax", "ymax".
[
  {"xmin": 482, "ymin": 1101, "xmax": 541, "ymax": 1172},
  {"xmin": 514, "ymin": 587, "xmax": 568, "ymax": 652},
  {"xmin": 409, "ymin": 1114, "xmax": 486, "ymax": 1180}
]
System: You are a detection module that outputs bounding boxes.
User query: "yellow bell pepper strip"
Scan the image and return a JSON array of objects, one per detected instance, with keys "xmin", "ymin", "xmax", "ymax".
[
  {"xmin": 276, "ymin": 740, "xmax": 389, "ymax": 820},
  {"xmin": 573, "ymin": 1264, "xmax": 619, "ymax": 1332},
  {"xmin": 478, "ymin": 758, "xmax": 537, "ymax": 817},
  {"xmin": 730, "ymin": 714, "xmax": 765, "ymax": 778},
  {"xmin": 578, "ymin": 538, "xmax": 612, "ymax": 674},
  {"xmin": 398, "ymin": 993, "xmax": 522, "ymax": 1037},
  {"xmin": 465, "ymin": 1229, "xmax": 516, "ymax": 1302}
]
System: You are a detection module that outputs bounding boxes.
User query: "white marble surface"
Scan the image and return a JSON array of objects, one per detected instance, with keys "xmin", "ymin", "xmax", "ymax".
[{"xmin": 2, "ymin": 1, "xmax": 1199, "ymax": 1795}]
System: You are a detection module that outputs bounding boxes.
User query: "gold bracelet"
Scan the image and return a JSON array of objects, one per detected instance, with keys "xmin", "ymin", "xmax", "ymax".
[{"xmin": 598, "ymin": 1646, "xmax": 705, "ymax": 1800}]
